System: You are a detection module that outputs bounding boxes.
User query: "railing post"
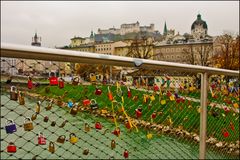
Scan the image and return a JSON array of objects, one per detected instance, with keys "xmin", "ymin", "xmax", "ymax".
[{"xmin": 199, "ymin": 72, "xmax": 208, "ymax": 159}]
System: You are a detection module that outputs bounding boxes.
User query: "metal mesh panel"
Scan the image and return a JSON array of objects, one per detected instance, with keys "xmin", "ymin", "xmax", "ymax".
[{"xmin": 0, "ymin": 57, "xmax": 239, "ymax": 159}]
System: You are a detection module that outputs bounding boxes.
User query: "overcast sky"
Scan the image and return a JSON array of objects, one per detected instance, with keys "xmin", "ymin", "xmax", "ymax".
[{"xmin": 1, "ymin": 1, "xmax": 239, "ymax": 48}]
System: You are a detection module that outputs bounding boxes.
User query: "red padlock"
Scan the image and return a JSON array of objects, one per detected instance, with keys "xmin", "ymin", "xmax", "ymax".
[
  {"xmin": 135, "ymin": 108, "xmax": 142, "ymax": 118},
  {"xmin": 58, "ymin": 78, "xmax": 64, "ymax": 89},
  {"xmin": 82, "ymin": 98, "xmax": 91, "ymax": 106},
  {"xmin": 112, "ymin": 128, "xmax": 121, "ymax": 137},
  {"xmin": 151, "ymin": 112, "xmax": 157, "ymax": 119},
  {"xmin": 28, "ymin": 77, "xmax": 33, "ymax": 89},
  {"xmin": 222, "ymin": 129, "xmax": 229, "ymax": 138},
  {"xmin": 108, "ymin": 86, "xmax": 113, "ymax": 101},
  {"xmin": 49, "ymin": 76, "xmax": 58, "ymax": 85},
  {"xmin": 167, "ymin": 91, "xmax": 172, "ymax": 97},
  {"xmin": 224, "ymin": 107, "xmax": 230, "ymax": 114},
  {"xmin": 7, "ymin": 142, "xmax": 16, "ymax": 153},
  {"xmin": 95, "ymin": 88, "xmax": 102, "ymax": 95},
  {"xmin": 123, "ymin": 149, "xmax": 129, "ymax": 159},
  {"xmin": 153, "ymin": 84, "xmax": 159, "ymax": 92},
  {"xmin": 127, "ymin": 87, "xmax": 131, "ymax": 98},
  {"xmin": 38, "ymin": 132, "xmax": 46, "ymax": 145},
  {"xmin": 176, "ymin": 98, "xmax": 181, "ymax": 103},
  {"xmin": 95, "ymin": 122, "xmax": 102, "ymax": 130},
  {"xmin": 125, "ymin": 121, "xmax": 132, "ymax": 129}
]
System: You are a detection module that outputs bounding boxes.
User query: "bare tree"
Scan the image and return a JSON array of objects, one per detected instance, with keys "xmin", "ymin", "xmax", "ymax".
[
  {"xmin": 126, "ymin": 32, "xmax": 162, "ymax": 59},
  {"xmin": 195, "ymin": 44, "xmax": 213, "ymax": 66},
  {"xmin": 182, "ymin": 44, "xmax": 195, "ymax": 65},
  {"xmin": 212, "ymin": 34, "xmax": 239, "ymax": 70}
]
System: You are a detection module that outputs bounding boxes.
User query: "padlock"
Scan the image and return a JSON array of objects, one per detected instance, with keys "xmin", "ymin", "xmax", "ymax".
[
  {"xmin": 84, "ymin": 123, "xmax": 90, "ymax": 132},
  {"xmin": 222, "ymin": 129, "xmax": 229, "ymax": 138},
  {"xmin": 147, "ymin": 133, "xmax": 153, "ymax": 139},
  {"xmin": 95, "ymin": 87, "xmax": 102, "ymax": 95},
  {"xmin": 72, "ymin": 77, "xmax": 79, "ymax": 86},
  {"xmin": 95, "ymin": 122, "xmax": 102, "ymax": 130},
  {"xmin": 132, "ymin": 95, "xmax": 138, "ymax": 101},
  {"xmin": 125, "ymin": 121, "xmax": 132, "ymax": 129},
  {"xmin": 123, "ymin": 149, "xmax": 129, "ymax": 159},
  {"xmin": 31, "ymin": 114, "xmax": 37, "ymax": 121},
  {"xmin": 45, "ymin": 100, "xmax": 53, "ymax": 111},
  {"xmin": 161, "ymin": 99, "xmax": 166, "ymax": 105},
  {"xmin": 151, "ymin": 112, "xmax": 157, "ymax": 119},
  {"xmin": 35, "ymin": 101, "xmax": 41, "ymax": 114},
  {"xmin": 82, "ymin": 98, "xmax": 91, "ymax": 106},
  {"xmin": 108, "ymin": 86, "xmax": 113, "ymax": 101},
  {"xmin": 176, "ymin": 98, "xmax": 181, "ymax": 103},
  {"xmin": 149, "ymin": 95, "xmax": 155, "ymax": 101},
  {"xmin": 127, "ymin": 87, "xmax": 132, "ymax": 98},
  {"xmin": 10, "ymin": 86, "xmax": 18, "ymax": 101},
  {"xmin": 169, "ymin": 95, "xmax": 175, "ymax": 101},
  {"xmin": 56, "ymin": 135, "xmax": 66, "ymax": 144},
  {"xmin": 57, "ymin": 97, "xmax": 63, "ymax": 106},
  {"xmin": 48, "ymin": 141, "xmax": 55, "ymax": 153},
  {"xmin": 38, "ymin": 132, "xmax": 46, "ymax": 145},
  {"xmin": 59, "ymin": 120, "xmax": 67, "ymax": 128},
  {"xmin": 69, "ymin": 133, "xmax": 78, "ymax": 144},
  {"xmin": 43, "ymin": 116, "xmax": 49, "ymax": 122},
  {"xmin": 51, "ymin": 121, "xmax": 56, "ymax": 127},
  {"xmin": 28, "ymin": 77, "xmax": 33, "ymax": 89},
  {"xmin": 67, "ymin": 100, "xmax": 73, "ymax": 108},
  {"xmin": 153, "ymin": 84, "xmax": 159, "ymax": 91},
  {"xmin": 58, "ymin": 78, "xmax": 64, "ymax": 89},
  {"xmin": 112, "ymin": 128, "xmax": 120, "ymax": 137},
  {"xmin": 135, "ymin": 108, "xmax": 142, "ymax": 118},
  {"xmin": 143, "ymin": 94, "xmax": 148, "ymax": 103},
  {"xmin": 70, "ymin": 105, "xmax": 78, "ymax": 115},
  {"xmin": 7, "ymin": 142, "xmax": 16, "ymax": 153},
  {"xmin": 167, "ymin": 91, "xmax": 172, "ymax": 97},
  {"xmin": 90, "ymin": 99, "xmax": 98, "ymax": 110},
  {"xmin": 83, "ymin": 148, "xmax": 89, "ymax": 155},
  {"xmin": 18, "ymin": 91, "xmax": 25, "ymax": 105},
  {"xmin": 111, "ymin": 140, "xmax": 116, "ymax": 149},
  {"xmin": 5, "ymin": 119, "xmax": 17, "ymax": 134},
  {"xmin": 24, "ymin": 117, "xmax": 34, "ymax": 131},
  {"xmin": 49, "ymin": 76, "xmax": 58, "ymax": 86}
]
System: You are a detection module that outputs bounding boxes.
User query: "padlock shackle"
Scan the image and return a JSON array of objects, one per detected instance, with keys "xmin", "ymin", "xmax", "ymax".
[
  {"xmin": 10, "ymin": 86, "xmax": 17, "ymax": 92},
  {"xmin": 38, "ymin": 132, "xmax": 44, "ymax": 136},
  {"xmin": 69, "ymin": 133, "xmax": 76, "ymax": 138},
  {"xmin": 6, "ymin": 119, "xmax": 14, "ymax": 125},
  {"xmin": 90, "ymin": 99, "xmax": 96, "ymax": 104},
  {"xmin": 49, "ymin": 141, "xmax": 55, "ymax": 147},
  {"xmin": 24, "ymin": 117, "xmax": 32, "ymax": 123},
  {"xmin": 59, "ymin": 135, "xmax": 66, "ymax": 139},
  {"xmin": 8, "ymin": 142, "xmax": 15, "ymax": 145}
]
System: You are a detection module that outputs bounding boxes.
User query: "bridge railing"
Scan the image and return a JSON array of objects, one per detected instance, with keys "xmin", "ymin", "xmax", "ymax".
[{"xmin": 1, "ymin": 43, "xmax": 239, "ymax": 159}]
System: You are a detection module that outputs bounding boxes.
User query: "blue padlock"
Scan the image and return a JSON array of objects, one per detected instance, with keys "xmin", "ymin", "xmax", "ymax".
[
  {"xmin": 67, "ymin": 101, "xmax": 73, "ymax": 108},
  {"xmin": 5, "ymin": 119, "xmax": 17, "ymax": 134}
]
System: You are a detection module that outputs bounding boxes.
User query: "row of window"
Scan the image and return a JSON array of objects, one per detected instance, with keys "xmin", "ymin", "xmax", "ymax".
[{"xmin": 95, "ymin": 48, "xmax": 111, "ymax": 52}]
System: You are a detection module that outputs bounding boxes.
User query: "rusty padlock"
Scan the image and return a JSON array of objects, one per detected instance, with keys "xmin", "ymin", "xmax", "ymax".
[
  {"xmin": 35, "ymin": 101, "xmax": 41, "ymax": 114},
  {"xmin": 59, "ymin": 120, "xmax": 67, "ymax": 128},
  {"xmin": 84, "ymin": 123, "xmax": 90, "ymax": 132},
  {"xmin": 10, "ymin": 86, "xmax": 18, "ymax": 101},
  {"xmin": 24, "ymin": 117, "xmax": 34, "ymax": 131},
  {"xmin": 83, "ymin": 148, "xmax": 89, "ymax": 155},
  {"xmin": 18, "ymin": 91, "xmax": 25, "ymax": 105},
  {"xmin": 51, "ymin": 121, "xmax": 56, "ymax": 127},
  {"xmin": 43, "ymin": 116, "xmax": 49, "ymax": 122},
  {"xmin": 48, "ymin": 141, "xmax": 55, "ymax": 153},
  {"xmin": 111, "ymin": 140, "xmax": 116, "ymax": 149},
  {"xmin": 31, "ymin": 114, "xmax": 37, "ymax": 121},
  {"xmin": 70, "ymin": 105, "xmax": 78, "ymax": 115},
  {"xmin": 45, "ymin": 100, "xmax": 53, "ymax": 111},
  {"xmin": 56, "ymin": 135, "xmax": 66, "ymax": 144}
]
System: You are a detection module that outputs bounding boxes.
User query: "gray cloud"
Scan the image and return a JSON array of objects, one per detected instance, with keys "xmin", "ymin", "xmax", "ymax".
[{"xmin": 1, "ymin": 1, "xmax": 239, "ymax": 47}]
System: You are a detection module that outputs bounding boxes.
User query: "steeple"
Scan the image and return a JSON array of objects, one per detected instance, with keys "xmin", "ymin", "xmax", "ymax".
[
  {"xmin": 163, "ymin": 21, "xmax": 168, "ymax": 36},
  {"xmin": 31, "ymin": 31, "xmax": 41, "ymax": 47},
  {"xmin": 90, "ymin": 30, "xmax": 94, "ymax": 39}
]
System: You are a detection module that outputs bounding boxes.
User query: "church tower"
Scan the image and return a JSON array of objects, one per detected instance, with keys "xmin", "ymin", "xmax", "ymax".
[
  {"xmin": 31, "ymin": 32, "xmax": 41, "ymax": 46},
  {"xmin": 163, "ymin": 21, "xmax": 168, "ymax": 36}
]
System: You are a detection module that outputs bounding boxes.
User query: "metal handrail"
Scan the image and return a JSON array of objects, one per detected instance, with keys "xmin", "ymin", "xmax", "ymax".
[{"xmin": 1, "ymin": 43, "xmax": 239, "ymax": 76}]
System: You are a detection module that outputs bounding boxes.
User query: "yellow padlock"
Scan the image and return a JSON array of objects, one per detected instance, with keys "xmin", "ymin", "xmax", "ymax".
[
  {"xmin": 143, "ymin": 94, "xmax": 148, "ymax": 103},
  {"xmin": 233, "ymin": 103, "xmax": 239, "ymax": 109},
  {"xmin": 161, "ymin": 100, "xmax": 166, "ymax": 105},
  {"xmin": 169, "ymin": 95, "xmax": 175, "ymax": 101},
  {"xmin": 150, "ymin": 95, "xmax": 155, "ymax": 101},
  {"xmin": 147, "ymin": 133, "xmax": 153, "ymax": 139},
  {"xmin": 69, "ymin": 133, "xmax": 78, "ymax": 144}
]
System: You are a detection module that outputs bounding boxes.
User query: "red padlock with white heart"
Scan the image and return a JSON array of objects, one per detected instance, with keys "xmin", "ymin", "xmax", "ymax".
[
  {"xmin": 123, "ymin": 149, "xmax": 129, "ymax": 159},
  {"xmin": 7, "ymin": 142, "xmax": 16, "ymax": 153},
  {"xmin": 38, "ymin": 132, "xmax": 46, "ymax": 145},
  {"xmin": 135, "ymin": 107, "xmax": 142, "ymax": 118},
  {"xmin": 127, "ymin": 87, "xmax": 132, "ymax": 98}
]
